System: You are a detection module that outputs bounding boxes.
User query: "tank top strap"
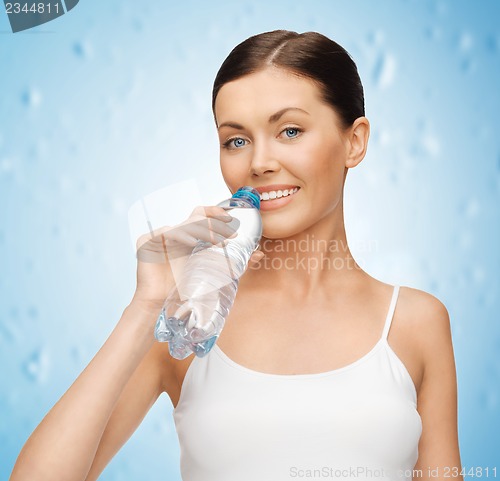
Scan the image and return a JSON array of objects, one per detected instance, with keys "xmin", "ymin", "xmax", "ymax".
[{"xmin": 381, "ymin": 285, "xmax": 400, "ymax": 341}]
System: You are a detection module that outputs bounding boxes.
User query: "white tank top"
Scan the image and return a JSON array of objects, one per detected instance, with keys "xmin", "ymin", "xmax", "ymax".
[{"xmin": 173, "ymin": 285, "xmax": 422, "ymax": 481}]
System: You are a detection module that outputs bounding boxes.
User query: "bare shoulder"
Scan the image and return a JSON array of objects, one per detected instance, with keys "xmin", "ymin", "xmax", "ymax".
[
  {"xmin": 398, "ymin": 285, "xmax": 455, "ymax": 364},
  {"xmin": 398, "ymin": 286, "xmax": 451, "ymax": 332}
]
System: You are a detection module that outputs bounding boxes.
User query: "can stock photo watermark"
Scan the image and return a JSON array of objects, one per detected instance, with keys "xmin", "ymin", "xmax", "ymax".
[{"xmin": 289, "ymin": 465, "xmax": 391, "ymax": 479}]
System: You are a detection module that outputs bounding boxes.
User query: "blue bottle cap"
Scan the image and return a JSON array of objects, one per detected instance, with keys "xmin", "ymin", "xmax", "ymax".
[{"xmin": 231, "ymin": 186, "xmax": 261, "ymax": 210}]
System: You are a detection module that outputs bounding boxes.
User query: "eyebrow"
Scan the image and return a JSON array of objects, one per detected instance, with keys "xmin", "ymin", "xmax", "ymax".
[{"xmin": 217, "ymin": 107, "xmax": 310, "ymax": 130}]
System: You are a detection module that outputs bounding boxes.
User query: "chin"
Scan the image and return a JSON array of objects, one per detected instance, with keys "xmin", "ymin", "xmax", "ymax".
[{"xmin": 261, "ymin": 222, "xmax": 304, "ymax": 241}]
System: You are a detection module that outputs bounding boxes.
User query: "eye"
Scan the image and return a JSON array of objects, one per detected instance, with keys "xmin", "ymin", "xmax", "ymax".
[
  {"xmin": 222, "ymin": 137, "xmax": 247, "ymax": 149},
  {"xmin": 281, "ymin": 127, "xmax": 302, "ymax": 139}
]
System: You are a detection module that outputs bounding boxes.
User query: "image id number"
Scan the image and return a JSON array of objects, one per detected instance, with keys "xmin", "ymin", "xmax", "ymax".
[{"xmin": 5, "ymin": 3, "xmax": 60, "ymax": 14}]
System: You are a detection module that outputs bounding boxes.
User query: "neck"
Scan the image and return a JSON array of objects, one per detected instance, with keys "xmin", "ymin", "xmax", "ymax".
[{"xmin": 244, "ymin": 202, "xmax": 369, "ymax": 299}]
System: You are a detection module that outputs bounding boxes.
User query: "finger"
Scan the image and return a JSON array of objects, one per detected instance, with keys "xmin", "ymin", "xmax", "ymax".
[
  {"xmin": 183, "ymin": 217, "xmax": 239, "ymax": 240},
  {"xmin": 168, "ymin": 218, "xmax": 233, "ymax": 248},
  {"xmin": 249, "ymin": 250, "xmax": 265, "ymax": 264},
  {"xmin": 164, "ymin": 227, "xmax": 201, "ymax": 247},
  {"xmin": 208, "ymin": 217, "xmax": 240, "ymax": 237},
  {"xmin": 135, "ymin": 224, "xmax": 175, "ymax": 250},
  {"xmin": 186, "ymin": 207, "xmax": 239, "ymax": 237},
  {"xmin": 182, "ymin": 223, "xmax": 227, "ymax": 245},
  {"xmin": 191, "ymin": 205, "xmax": 232, "ymax": 221}
]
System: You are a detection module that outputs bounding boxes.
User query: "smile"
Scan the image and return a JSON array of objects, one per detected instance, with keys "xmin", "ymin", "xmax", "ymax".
[{"xmin": 260, "ymin": 187, "xmax": 300, "ymax": 201}]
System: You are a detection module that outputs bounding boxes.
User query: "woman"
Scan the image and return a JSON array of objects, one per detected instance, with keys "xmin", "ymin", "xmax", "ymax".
[{"xmin": 10, "ymin": 30, "xmax": 462, "ymax": 481}]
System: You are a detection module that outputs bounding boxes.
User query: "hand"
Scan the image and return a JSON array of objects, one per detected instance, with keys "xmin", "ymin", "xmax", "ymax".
[{"xmin": 130, "ymin": 205, "xmax": 263, "ymax": 312}]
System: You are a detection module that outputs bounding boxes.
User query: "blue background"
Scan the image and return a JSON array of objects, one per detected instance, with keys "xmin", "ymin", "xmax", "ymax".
[{"xmin": 1, "ymin": 0, "xmax": 499, "ymax": 479}]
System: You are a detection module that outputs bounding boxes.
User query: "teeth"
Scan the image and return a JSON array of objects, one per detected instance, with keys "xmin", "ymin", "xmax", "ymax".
[{"xmin": 260, "ymin": 187, "xmax": 299, "ymax": 201}]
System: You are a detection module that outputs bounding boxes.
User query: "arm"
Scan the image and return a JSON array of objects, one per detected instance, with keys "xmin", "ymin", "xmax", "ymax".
[
  {"xmin": 413, "ymin": 294, "xmax": 463, "ymax": 481},
  {"xmin": 9, "ymin": 206, "xmax": 256, "ymax": 481},
  {"xmin": 9, "ymin": 302, "xmax": 176, "ymax": 481}
]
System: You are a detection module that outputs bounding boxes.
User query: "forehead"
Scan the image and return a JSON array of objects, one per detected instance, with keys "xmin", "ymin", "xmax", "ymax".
[{"xmin": 214, "ymin": 67, "xmax": 325, "ymax": 121}]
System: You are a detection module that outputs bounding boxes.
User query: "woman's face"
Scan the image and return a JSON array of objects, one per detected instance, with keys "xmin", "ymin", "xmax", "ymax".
[{"xmin": 215, "ymin": 67, "xmax": 355, "ymax": 240}]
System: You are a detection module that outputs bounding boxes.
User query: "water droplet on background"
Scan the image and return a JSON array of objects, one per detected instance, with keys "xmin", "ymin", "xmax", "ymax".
[
  {"xmin": 471, "ymin": 266, "xmax": 485, "ymax": 284},
  {"xmin": 51, "ymin": 223, "xmax": 60, "ymax": 238},
  {"xmin": 21, "ymin": 88, "xmax": 42, "ymax": 108},
  {"xmin": 9, "ymin": 306, "xmax": 20, "ymax": 321},
  {"xmin": 0, "ymin": 157, "xmax": 13, "ymax": 173},
  {"xmin": 366, "ymin": 30, "xmax": 385, "ymax": 47},
  {"xmin": 27, "ymin": 305, "xmax": 39, "ymax": 320},
  {"xmin": 458, "ymin": 31, "xmax": 474, "ymax": 53},
  {"xmin": 58, "ymin": 174, "xmax": 73, "ymax": 193},
  {"xmin": 25, "ymin": 257, "xmax": 35, "ymax": 273},
  {"xmin": 70, "ymin": 344, "xmax": 89, "ymax": 365},
  {"xmin": 457, "ymin": 230, "xmax": 473, "ymax": 251},
  {"xmin": 423, "ymin": 25, "xmax": 443, "ymax": 42},
  {"xmin": 75, "ymin": 241, "xmax": 87, "ymax": 257},
  {"xmin": 478, "ymin": 389, "xmax": 498, "ymax": 411},
  {"xmin": 131, "ymin": 18, "xmax": 143, "ymax": 31},
  {"xmin": 408, "ymin": 131, "xmax": 441, "ymax": 158},
  {"xmin": 469, "ymin": 198, "xmax": 482, "ymax": 218},
  {"xmin": 23, "ymin": 348, "xmax": 50, "ymax": 384},
  {"xmin": 372, "ymin": 53, "xmax": 396, "ymax": 89},
  {"xmin": 0, "ymin": 319, "xmax": 21, "ymax": 343},
  {"xmin": 73, "ymin": 40, "xmax": 93, "ymax": 60},
  {"xmin": 372, "ymin": 129, "xmax": 392, "ymax": 147},
  {"xmin": 459, "ymin": 197, "xmax": 480, "ymax": 219},
  {"xmin": 431, "ymin": 0, "xmax": 448, "ymax": 16},
  {"xmin": 389, "ymin": 171, "xmax": 399, "ymax": 185},
  {"xmin": 485, "ymin": 33, "xmax": 499, "ymax": 53},
  {"xmin": 460, "ymin": 57, "xmax": 476, "ymax": 74},
  {"xmin": 421, "ymin": 134, "xmax": 441, "ymax": 157}
]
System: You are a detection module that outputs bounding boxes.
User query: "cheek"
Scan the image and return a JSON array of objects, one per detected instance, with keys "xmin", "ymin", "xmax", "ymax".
[
  {"xmin": 288, "ymin": 138, "xmax": 341, "ymax": 183},
  {"xmin": 315, "ymin": 139, "xmax": 345, "ymax": 182},
  {"xmin": 220, "ymin": 157, "xmax": 247, "ymax": 191}
]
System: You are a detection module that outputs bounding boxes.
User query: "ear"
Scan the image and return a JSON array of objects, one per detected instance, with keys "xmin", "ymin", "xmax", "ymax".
[{"xmin": 345, "ymin": 117, "xmax": 370, "ymax": 169}]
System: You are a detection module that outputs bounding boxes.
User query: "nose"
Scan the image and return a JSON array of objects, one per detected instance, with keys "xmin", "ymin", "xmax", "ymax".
[{"xmin": 249, "ymin": 142, "xmax": 281, "ymax": 177}]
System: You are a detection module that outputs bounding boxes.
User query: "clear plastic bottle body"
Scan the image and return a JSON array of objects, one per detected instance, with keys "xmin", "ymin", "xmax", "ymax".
[{"xmin": 154, "ymin": 191, "xmax": 262, "ymax": 360}]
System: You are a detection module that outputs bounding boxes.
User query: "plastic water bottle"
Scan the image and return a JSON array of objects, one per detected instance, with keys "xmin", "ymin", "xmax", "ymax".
[{"xmin": 154, "ymin": 186, "xmax": 262, "ymax": 360}]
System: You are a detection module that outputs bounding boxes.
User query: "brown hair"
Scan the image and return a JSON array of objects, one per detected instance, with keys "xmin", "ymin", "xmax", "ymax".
[{"xmin": 212, "ymin": 30, "xmax": 365, "ymax": 129}]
